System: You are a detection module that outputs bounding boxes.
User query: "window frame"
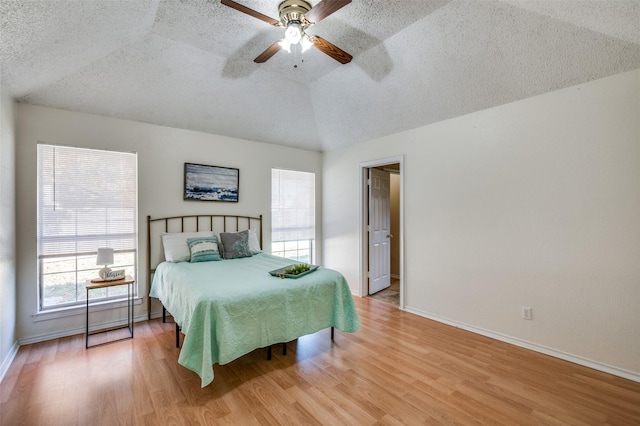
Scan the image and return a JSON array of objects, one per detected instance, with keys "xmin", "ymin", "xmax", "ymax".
[
  {"xmin": 36, "ymin": 143, "xmax": 138, "ymax": 312},
  {"xmin": 271, "ymin": 168, "xmax": 316, "ymax": 263}
]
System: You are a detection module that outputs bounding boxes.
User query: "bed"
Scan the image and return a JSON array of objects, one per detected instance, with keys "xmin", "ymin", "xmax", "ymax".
[{"xmin": 147, "ymin": 214, "xmax": 360, "ymax": 387}]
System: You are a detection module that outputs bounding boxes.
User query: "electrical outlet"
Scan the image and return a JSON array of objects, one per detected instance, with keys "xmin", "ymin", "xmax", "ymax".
[{"xmin": 522, "ymin": 306, "xmax": 532, "ymax": 320}]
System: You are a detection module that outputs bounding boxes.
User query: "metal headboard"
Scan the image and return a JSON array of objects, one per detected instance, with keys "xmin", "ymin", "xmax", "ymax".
[{"xmin": 146, "ymin": 213, "xmax": 263, "ymax": 319}]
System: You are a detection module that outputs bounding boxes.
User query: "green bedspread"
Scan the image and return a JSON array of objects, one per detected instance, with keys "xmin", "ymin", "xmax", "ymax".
[{"xmin": 150, "ymin": 253, "xmax": 360, "ymax": 387}]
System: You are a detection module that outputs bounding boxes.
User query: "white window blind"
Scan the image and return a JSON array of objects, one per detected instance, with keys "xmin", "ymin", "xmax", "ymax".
[
  {"xmin": 37, "ymin": 144, "xmax": 137, "ymax": 310},
  {"xmin": 271, "ymin": 169, "xmax": 315, "ymax": 263}
]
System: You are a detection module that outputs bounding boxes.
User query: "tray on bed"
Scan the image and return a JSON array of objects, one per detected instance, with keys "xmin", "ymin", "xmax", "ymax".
[{"xmin": 269, "ymin": 265, "xmax": 319, "ymax": 279}]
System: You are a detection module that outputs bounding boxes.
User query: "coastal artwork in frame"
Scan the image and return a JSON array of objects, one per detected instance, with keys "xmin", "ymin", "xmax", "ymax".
[{"xmin": 184, "ymin": 163, "xmax": 239, "ymax": 202}]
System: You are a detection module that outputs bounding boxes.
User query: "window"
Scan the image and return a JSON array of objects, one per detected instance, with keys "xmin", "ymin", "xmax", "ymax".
[
  {"xmin": 37, "ymin": 144, "xmax": 137, "ymax": 310},
  {"xmin": 271, "ymin": 169, "xmax": 315, "ymax": 263}
]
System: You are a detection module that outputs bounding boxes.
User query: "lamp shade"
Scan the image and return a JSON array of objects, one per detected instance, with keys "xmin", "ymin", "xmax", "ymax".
[
  {"xmin": 284, "ymin": 23, "xmax": 302, "ymax": 44},
  {"xmin": 96, "ymin": 248, "xmax": 114, "ymax": 266}
]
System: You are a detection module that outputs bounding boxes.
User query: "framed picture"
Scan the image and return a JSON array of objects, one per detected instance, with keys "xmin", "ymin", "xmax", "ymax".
[{"xmin": 184, "ymin": 163, "xmax": 239, "ymax": 202}]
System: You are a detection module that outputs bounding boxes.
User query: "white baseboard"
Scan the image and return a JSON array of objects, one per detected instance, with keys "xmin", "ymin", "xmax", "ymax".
[
  {"xmin": 0, "ymin": 341, "xmax": 19, "ymax": 384},
  {"xmin": 404, "ymin": 306, "xmax": 640, "ymax": 384},
  {"xmin": 18, "ymin": 314, "xmax": 149, "ymax": 346},
  {"xmin": 149, "ymin": 311, "xmax": 167, "ymax": 320}
]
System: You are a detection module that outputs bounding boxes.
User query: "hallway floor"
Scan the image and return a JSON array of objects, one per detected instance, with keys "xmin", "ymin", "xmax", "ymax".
[{"xmin": 368, "ymin": 277, "xmax": 399, "ymax": 305}]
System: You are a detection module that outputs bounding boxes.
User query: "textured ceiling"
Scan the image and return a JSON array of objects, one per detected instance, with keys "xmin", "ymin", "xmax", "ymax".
[{"xmin": 1, "ymin": 0, "xmax": 639, "ymax": 152}]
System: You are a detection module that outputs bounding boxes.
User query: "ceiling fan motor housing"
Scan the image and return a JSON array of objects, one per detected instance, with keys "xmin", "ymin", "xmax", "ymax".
[{"xmin": 278, "ymin": 0, "xmax": 312, "ymax": 26}]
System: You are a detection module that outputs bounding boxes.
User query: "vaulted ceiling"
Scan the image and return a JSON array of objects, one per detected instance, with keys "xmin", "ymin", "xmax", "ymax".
[{"xmin": 2, "ymin": 1, "xmax": 639, "ymax": 152}]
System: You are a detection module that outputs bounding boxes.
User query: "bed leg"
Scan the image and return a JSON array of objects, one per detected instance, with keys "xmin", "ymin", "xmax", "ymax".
[
  {"xmin": 282, "ymin": 342, "xmax": 287, "ymax": 356},
  {"xmin": 175, "ymin": 323, "xmax": 180, "ymax": 348},
  {"xmin": 162, "ymin": 306, "xmax": 166, "ymax": 323},
  {"xmin": 267, "ymin": 346, "xmax": 272, "ymax": 360},
  {"xmin": 331, "ymin": 326, "xmax": 334, "ymax": 340}
]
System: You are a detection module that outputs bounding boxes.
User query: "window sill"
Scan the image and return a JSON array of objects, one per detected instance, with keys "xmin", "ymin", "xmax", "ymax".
[{"xmin": 32, "ymin": 297, "xmax": 143, "ymax": 322}]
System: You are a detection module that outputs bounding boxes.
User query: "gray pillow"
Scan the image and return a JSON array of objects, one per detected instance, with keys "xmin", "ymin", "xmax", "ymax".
[{"xmin": 219, "ymin": 230, "xmax": 252, "ymax": 259}]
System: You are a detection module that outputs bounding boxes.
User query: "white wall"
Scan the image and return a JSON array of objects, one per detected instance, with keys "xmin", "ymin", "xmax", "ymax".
[
  {"xmin": 15, "ymin": 104, "xmax": 322, "ymax": 343},
  {"xmin": 322, "ymin": 69, "xmax": 640, "ymax": 379},
  {"xmin": 0, "ymin": 87, "xmax": 17, "ymax": 380}
]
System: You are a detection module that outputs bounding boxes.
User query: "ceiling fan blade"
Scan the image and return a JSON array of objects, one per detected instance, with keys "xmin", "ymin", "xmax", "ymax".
[
  {"xmin": 221, "ymin": 0, "xmax": 280, "ymax": 26},
  {"xmin": 312, "ymin": 36, "xmax": 352, "ymax": 64},
  {"xmin": 305, "ymin": 0, "xmax": 351, "ymax": 24},
  {"xmin": 254, "ymin": 41, "xmax": 282, "ymax": 63}
]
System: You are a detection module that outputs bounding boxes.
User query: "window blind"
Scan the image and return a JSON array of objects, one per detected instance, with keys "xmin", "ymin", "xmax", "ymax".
[
  {"xmin": 37, "ymin": 144, "xmax": 137, "ymax": 309},
  {"xmin": 271, "ymin": 169, "xmax": 315, "ymax": 244}
]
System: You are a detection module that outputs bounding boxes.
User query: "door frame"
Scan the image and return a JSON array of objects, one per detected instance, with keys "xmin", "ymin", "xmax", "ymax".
[{"xmin": 359, "ymin": 155, "xmax": 404, "ymax": 309}]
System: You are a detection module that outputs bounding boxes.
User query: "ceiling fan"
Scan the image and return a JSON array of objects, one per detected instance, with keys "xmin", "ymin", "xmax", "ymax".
[{"xmin": 221, "ymin": 0, "xmax": 353, "ymax": 64}]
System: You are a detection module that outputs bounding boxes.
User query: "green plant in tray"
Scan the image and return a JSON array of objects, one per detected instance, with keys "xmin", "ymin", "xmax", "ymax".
[{"xmin": 283, "ymin": 264, "xmax": 311, "ymax": 275}]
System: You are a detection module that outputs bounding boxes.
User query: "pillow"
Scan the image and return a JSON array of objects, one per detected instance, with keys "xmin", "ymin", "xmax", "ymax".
[
  {"xmin": 187, "ymin": 237, "xmax": 221, "ymax": 262},
  {"xmin": 161, "ymin": 231, "xmax": 214, "ymax": 262},
  {"xmin": 219, "ymin": 230, "xmax": 252, "ymax": 259},
  {"xmin": 247, "ymin": 228, "xmax": 262, "ymax": 254},
  {"xmin": 215, "ymin": 233, "xmax": 225, "ymax": 258}
]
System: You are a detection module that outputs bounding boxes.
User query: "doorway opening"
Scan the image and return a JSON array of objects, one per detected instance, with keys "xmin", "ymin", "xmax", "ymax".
[{"xmin": 360, "ymin": 156, "xmax": 403, "ymax": 308}]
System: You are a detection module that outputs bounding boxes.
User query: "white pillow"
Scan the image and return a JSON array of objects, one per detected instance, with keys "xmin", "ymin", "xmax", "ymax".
[
  {"xmin": 161, "ymin": 231, "xmax": 215, "ymax": 262},
  {"xmin": 248, "ymin": 228, "xmax": 262, "ymax": 254}
]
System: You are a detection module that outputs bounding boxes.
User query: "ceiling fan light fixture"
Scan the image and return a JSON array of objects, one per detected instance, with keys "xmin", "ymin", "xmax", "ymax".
[
  {"xmin": 278, "ymin": 39, "xmax": 292, "ymax": 53},
  {"xmin": 284, "ymin": 22, "xmax": 302, "ymax": 44},
  {"xmin": 300, "ymin": 35, "xmax": 314, "ymax": 53},
  {"xmin": 222, "ymin": 0, "xmax": 353, "ymax": 64}
]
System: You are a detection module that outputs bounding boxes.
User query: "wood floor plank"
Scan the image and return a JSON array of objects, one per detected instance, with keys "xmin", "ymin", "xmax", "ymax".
[
  {"xmin": 1, "ymin": 296, "xmax": 639, "ymax": 425},
  {"xmin": 286, "ymin": 384, "xmax": 353, "ymax": 425},
  {"xmin": 312, "ymin": 381, "xmax": 379, "ymax": 425}
]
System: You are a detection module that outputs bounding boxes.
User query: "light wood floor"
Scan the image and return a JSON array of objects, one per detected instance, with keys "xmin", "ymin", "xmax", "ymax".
[{"xmin": 2, "ymin": 297, "xmax": 639, "ymax": 425}]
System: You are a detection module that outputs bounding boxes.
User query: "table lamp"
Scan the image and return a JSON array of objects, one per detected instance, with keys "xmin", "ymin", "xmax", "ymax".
[{"xmin": 96, "ymin": 248, "xmax": 114, "ymax": 280}]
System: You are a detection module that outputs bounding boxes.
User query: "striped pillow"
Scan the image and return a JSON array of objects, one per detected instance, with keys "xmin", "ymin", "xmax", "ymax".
[{"xmin": 187, "ymin": 237, "xmax": 221, "ymax": 262}]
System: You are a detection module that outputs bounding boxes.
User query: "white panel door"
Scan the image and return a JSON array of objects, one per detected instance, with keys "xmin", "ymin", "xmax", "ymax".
[{"xmin": 369, "ymin": 168, "xmax": 391, "ymax": 294}]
